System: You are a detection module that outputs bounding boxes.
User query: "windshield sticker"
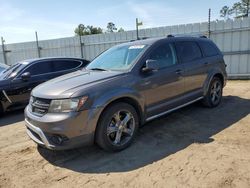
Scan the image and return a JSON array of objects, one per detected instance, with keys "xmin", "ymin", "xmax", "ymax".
[{"xmin": 129, "ymin": 45, "xmax": 145, "ymax": 49}]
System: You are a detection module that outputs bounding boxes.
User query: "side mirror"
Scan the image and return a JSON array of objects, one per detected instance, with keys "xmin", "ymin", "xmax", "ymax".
[
  {"xmin": 21, "ymin": 72, "xmax": 31, "ymax": 81},
  {"xmin": 142, "ymin": 59, "xmax": 159, "ymax": 72}
]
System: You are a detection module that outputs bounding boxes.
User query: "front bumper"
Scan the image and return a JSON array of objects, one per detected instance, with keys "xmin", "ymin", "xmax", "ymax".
[{"xmin": 24, "ymin": 106, "xmax": 100, "ymax": 150}]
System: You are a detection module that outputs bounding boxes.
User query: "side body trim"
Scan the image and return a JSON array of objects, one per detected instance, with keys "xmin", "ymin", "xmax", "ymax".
[{"xmin": 146, "ymin": 97, "xmax": 203, "ymax": 122}]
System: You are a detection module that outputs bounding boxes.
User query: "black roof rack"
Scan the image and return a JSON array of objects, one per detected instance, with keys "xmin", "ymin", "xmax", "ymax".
[
  {"xmin": 166, "ymin": 34, "xmax": 208, "ymax": 38},
  {"xmin": 130, "ymin": 37, "xmax": 150, "ymax": 42},
  {"xmin": 199, "ymin": 35, "xmax": 207, "ymax": 38},
  {"xmin": 167, "ymin": 34, "xmax": 174, "ymax": 38}
]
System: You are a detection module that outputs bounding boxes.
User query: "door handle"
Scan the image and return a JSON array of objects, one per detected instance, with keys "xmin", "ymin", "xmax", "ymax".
[{"xmin": 175, "ymin": 69, "xmax": 183, "ymax": 75}]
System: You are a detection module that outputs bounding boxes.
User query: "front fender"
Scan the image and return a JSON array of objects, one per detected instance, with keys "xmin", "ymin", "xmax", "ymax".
[{"xmin": 92, "ymin": 87, "xmax": 145, "ymax": 111}]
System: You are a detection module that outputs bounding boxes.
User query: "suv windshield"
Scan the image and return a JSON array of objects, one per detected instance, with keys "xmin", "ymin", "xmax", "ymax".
[
  {"xmin": 86, "ymin": 44, "xmax": 148, "ymax": 71},
  {"xmin": 0, "ymin": 61, "xmax": 27, "ymax": 79}
]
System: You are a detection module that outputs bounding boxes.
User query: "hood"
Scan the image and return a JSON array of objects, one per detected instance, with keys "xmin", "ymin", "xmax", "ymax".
[{"xmin": 32, "ymin": 70, "xmax": 124, "ymax": 99}]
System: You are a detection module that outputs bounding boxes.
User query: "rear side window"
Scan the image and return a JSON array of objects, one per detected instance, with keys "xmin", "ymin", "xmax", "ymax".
[
  {"xmin": 148, "ymin": 43, "xmax": 177, "ymax": 69},
  {"xmin": 53, "ymin": 60, "xmax": 81, "ymax": 72},
  {"xmin": 199, "ymin": 41, "xmax": 219, "ymax": 57},
  {"xmin": 25, "ymin": 61, "xmax": 53, "ymax": 76},
  {"xmin": 175, "ymin": 41, "xmax": 202, "ymax": 63}
]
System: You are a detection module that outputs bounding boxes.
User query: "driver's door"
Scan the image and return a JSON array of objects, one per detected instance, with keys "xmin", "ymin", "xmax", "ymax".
[
  {"xmin": 139, "ymin": 42, "xmax": 185, "ymax": 118},
  {"xmin": 6, "ymin": 60, "xmax": 54, "ymax": 108}
]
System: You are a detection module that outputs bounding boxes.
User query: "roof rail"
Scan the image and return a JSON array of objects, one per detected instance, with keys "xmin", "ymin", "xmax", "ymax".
[
  {"xmin": 130, "ymin": 37, "xmax": 150, "ymax": 42},
  {"xmin": 167, "ymin": 34, "xmax": 174, "ymax": 38},
  {"xmin": 166, "ymin": 34, "xmax": 208, "ymax": 38},
  {"xmin": 199, "ymin": 35, "xmax": 207, "ymax": 38}
]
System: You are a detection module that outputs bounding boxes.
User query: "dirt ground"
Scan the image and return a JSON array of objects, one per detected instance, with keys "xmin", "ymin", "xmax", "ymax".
[{"xmin": 0, "ymin": 80, "xmax": 249, "ymax": 188}]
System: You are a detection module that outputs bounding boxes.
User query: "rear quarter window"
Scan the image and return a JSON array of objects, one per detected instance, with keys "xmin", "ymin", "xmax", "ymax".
[
  {"xmin": 199, "ymin": 41, "xmax": 219, "ymax": 57},
  {"xmin": 53, "ymin": 60, "xmax": 82, "ymax": 72},
  {"xmin": 175, "ymin": 41, "xmax": 202, "ymax": 63}
]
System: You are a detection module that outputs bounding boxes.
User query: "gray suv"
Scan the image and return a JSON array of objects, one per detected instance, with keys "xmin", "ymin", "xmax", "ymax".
[{"xmin": 25, "ymin": 36, "xmax": 227, "ymax": 151}]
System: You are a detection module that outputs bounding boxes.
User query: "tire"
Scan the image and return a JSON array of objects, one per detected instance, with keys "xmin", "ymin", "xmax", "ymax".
[
  {"xmin": 95, "ymin": 102, "xmax": 139, "ymax": 152},
  {"xmin": 202, "ymin": 77, "xmax": 223, "ymax": 108}
]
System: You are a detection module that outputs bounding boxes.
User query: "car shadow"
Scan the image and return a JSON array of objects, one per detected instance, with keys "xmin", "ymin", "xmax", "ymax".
[
  {"xmin": 0, "ymin": 109, "xmax": 24, "ymax": 127},
  {"xmin": 38, "ymin": 95, "xmax": 250, "ymax": 173}
]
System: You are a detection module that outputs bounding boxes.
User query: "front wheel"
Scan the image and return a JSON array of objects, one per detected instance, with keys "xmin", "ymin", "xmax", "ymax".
[
  {"xmin": 95, "ymin": 102, "xmax": 139, "ymax": 152},
  {"xmin": 202, "ymin": 77, "xmax": 223, "ymax": 108}
]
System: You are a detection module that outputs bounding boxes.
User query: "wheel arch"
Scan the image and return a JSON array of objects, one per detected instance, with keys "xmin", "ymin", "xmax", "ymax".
[
  {"xmin": 203, "ymin": 71, "xmax": 225, "ymax": 95},
  {"xmin": 97, "ymin": 96, "xmax": 145, "ymax": 127},
  {"xmin": 213, "ymin": 73, "xmax": 224, "ymax": 86},
  {"xmin": 93, "ymin": 96, "xmax": 145, "ymax": 146}
]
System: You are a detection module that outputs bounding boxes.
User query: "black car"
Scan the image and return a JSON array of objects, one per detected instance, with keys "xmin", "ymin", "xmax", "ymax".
[
  {"xmin": 0, "ymin": 57, "xmax": 89, "ymax": 114},
  {"xmin": 0, "ymin": 63, "xmax": 9, "ymax": 73}
]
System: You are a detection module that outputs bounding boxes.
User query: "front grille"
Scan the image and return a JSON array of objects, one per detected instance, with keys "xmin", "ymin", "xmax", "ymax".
[{"xmin": 30, "ymin": 97, "xmax": 51, "ymax": 116}]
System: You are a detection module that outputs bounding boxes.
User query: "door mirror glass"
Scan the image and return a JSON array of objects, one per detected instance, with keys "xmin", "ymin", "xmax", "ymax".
[
  {"xmin": 142, "ymin": 59, "xmax": 159, "ymax": 72},
  {"xmin": 21, "ymin": 72, "xmax": 31, "ymax": 81}
]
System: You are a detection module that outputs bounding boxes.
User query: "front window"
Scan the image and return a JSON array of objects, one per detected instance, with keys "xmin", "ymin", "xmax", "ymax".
[
  {"xmin": 86, "ymin": 44, "xmax": 148, "ymax": 71},
  {"xmin": 148, "ymin": 43, "xmax": 177, "ymax": 69}
]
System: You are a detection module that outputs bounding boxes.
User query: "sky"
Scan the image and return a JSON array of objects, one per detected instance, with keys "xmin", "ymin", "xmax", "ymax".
[{"xmin": 0, "ymin": 0, "xmax": 236, "ymax": 44}]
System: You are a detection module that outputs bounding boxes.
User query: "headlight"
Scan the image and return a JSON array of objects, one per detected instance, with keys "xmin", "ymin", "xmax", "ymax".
[
  {"xmin": 29, "ymin": 96, "xmax": 34, "ymax": 105},
  {"xmin": 48, "ymin": 96, "xmax": 88, "ymax": 113},
  {"xmin": 29, "ymin": 96, "xmax": 34, "ymax": 109}
]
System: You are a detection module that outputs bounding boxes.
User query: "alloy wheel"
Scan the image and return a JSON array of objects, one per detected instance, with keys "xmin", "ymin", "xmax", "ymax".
[
  {"xmin": 210, "ymin": 80, "xmax": 222, "ymax": 105},
  {"xmin": 107, "ymin": 110, "xmax": 135, "ymax": 146}
]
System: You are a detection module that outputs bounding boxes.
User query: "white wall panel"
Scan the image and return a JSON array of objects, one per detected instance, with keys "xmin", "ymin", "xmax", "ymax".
[{"xmin": 0, "ymin": 18, "xmax": 250, "ymax": 76}]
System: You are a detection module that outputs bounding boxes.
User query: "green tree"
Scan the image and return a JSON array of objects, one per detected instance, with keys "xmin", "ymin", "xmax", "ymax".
[
  {"xmin": 107, "ymin": 22, "xmax": 117, "ymax": 32},
  {"xmin": 118, "ymin": 27, "xmax": 125, "ymax": 32},
  {"xmin": 220, "ymin": 0, "xmax": 250, "ymax": 18},
  {"xmin": 86, "ymin": 26, "xmax": 103, "ymax": 34},
  {"xmin": 74, "ymin": 24, "xmax": 87, "ymax": 36},
  {"xmin": 220, "ymin": 6, "xmax": 232, "ymax": 19},
  {"xmin": 237, "ymin": 0, "xmax": 250, "ymax": 17},
  {"xmin": 74, "ymin": 24, "xmax": 103, "ymax": 36},
  {"xmin": 232, "ymin": 2, "xmax": 244, "ymax": 17}
]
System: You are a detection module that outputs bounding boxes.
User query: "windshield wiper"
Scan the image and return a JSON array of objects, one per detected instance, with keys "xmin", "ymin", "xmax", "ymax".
[{"xmin": 89, "ymin": 68, "xmax": 107, "ymax": 71}]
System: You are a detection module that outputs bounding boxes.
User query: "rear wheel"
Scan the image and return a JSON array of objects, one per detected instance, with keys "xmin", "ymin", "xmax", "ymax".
[
  {"xmin": 202, "ymin": 77, "xmax": 223, "ymax": 108},
  {"xmin": 95, "ymin": 102, "xmax": 139, "ymax": 152}
]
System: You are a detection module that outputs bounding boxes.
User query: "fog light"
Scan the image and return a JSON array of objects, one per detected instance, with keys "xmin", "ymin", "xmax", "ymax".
[{"xmin": 50, "ymin": 135, "xmax": 68, "ymax": 145}]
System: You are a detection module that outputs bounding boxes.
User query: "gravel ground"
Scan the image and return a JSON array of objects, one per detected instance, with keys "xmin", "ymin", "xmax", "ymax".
[{"xmin": 0, "ymin": 80, "xmax": 249, "ymax": 188}]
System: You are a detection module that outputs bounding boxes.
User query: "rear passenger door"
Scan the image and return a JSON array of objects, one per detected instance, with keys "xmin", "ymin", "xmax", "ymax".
[{"xmin": 175, "ymin": 41, "xmax": 207, "ymax": 97}]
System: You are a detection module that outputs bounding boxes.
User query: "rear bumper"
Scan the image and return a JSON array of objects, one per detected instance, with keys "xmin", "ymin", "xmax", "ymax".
[{"xmin": 24, "ymin": 106, "xmax": 102, "ymax": 150}]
